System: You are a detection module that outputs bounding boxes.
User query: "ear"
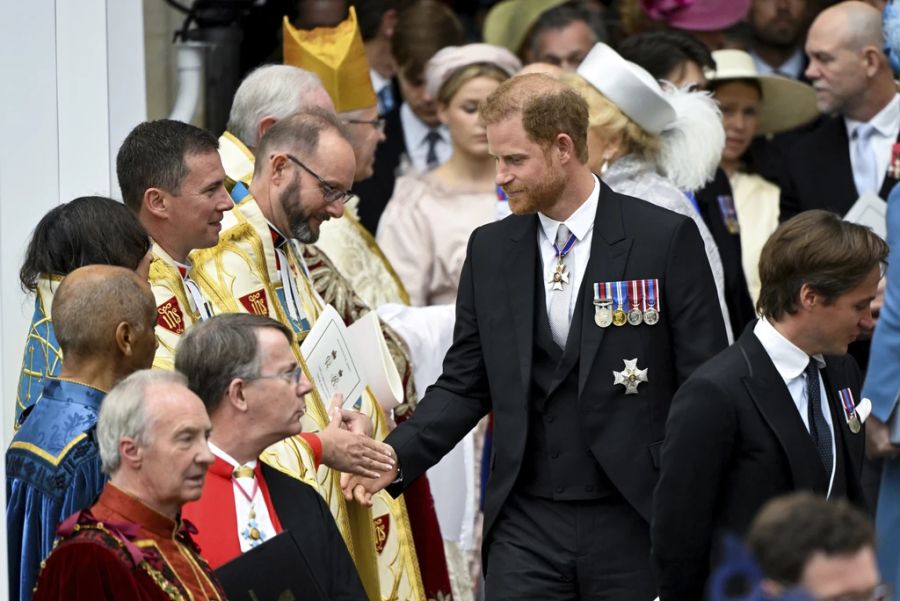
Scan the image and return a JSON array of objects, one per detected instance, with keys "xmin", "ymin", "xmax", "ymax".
[
  {"xmin": 257, "ymin": 116, "xmax": 278, "ymax": 144},
  {"xmin": 760, "ymin": 579, "xmax": 782, "ymax": 597},
  {"xmin": 269, "ymin": 154, "xmax": 291, "ymax": 186},
  {"xmin": 115, "ymin": 321, "xmax": 137, "ymax": 357},
  {"xmin": 225, "ymin": 378, "xmax": 250, "ymax": 413},
  {"xmin": 380, "ymin": 8, "xmax": 398, "ymax": 38},
  {"xmin": 119, "ymin": 436, "xmax": 143, "ymax": 470},
  {"xmin": 862, "ymin": 46, "xmax": 883, "ymax": 77},
  {"xmin": 798, "ymin": 282, "xmax": 819, "ymax": 310},
  {"xmin": 436, "ymin": 102, "xmax": 450, "ymax": 126},
  {"xmin": 143, "ymin": 187, "xmax": 168, "ymax": 220},
  {"xmin": 554, "ymin": 133, "xmax": 576, "ymax": 164}
]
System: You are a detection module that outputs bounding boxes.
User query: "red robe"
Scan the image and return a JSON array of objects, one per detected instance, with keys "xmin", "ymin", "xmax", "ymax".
[
  {"xmin": 181, "ymin": 456, "xmax": 284, "ymax": 568},
  {"xmin": 32, "ymin": 483, "xmax": 224, "ymax": 601}
]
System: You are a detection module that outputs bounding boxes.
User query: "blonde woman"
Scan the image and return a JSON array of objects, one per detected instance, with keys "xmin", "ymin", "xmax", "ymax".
[
  {"xmin": 565, "ymin": 42, "xmax": 734, "ymax": 341},
  {"xmin": 377, "ymin": 44, "xmax": 521, "ymax": 307}
]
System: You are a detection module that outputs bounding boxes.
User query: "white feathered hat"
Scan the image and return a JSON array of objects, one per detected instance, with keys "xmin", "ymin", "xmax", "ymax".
[{"xmin": 576, "ymin": 42, "xmax": 723, "ymax": 192}]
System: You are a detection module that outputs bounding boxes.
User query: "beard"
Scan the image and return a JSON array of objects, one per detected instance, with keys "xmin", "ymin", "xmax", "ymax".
[
  {"xmin": 505, "ymin": 156, "xmax": 567, "ymax": 216},
  {"xmin": 279, "ymin": 173, "xmax": 320, "ymax": 243}
]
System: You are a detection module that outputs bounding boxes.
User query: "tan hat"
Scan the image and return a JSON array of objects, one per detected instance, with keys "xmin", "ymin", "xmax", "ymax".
[
  {"xmin": 708, "ymin": 50, "xmax": 819, "ymax": 135},
  {"xmin": 482, "ymin": 0, "xmax": 568, "ymax": 56}
]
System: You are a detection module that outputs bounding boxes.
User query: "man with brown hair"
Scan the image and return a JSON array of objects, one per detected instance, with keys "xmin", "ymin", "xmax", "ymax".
[
  {"xmin": 343, "ymin": 73, "xmax": 726, "ymax": 599},
  {"xmin": 654, "ymin": 210, "xmax": 887, "ymax": 601},
  {"xmin": 746, "ymin": 492, "xmax": 885, "ymax": 600}
]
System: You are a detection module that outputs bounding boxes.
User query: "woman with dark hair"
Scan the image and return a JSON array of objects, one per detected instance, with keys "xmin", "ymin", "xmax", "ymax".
[{"xmin": 16, "ymin": 196, "xmax": 151, "ymax": 423}]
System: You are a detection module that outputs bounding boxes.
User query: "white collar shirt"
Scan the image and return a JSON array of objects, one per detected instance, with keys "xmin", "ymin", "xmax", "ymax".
[
  {"xmin": 536, "ymin": 175, "xmax": 600, "ymax": 322},
  {"xmin": 845, "ymin": 93, "xmax": 900, "ymax": 196},
  {"xmin": 400, "ymin": 102, "xmax": 451, "ymax": 171},
  {"xmin": 753, "ymin": 317, "xmax": 835, "ymax": 497}
]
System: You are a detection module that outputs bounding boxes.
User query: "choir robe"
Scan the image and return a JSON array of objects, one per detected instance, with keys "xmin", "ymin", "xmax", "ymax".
[
  {"xmin": 182, "ymin": 457, "xmax": 367, "ymax": 600},
  {"xmin": 6, "ymin": 378, "xmax": 106, "ymax": 601},
  {"xmin": 32, "ymin": 483, "xmax": 225, "ymax": 601},
  {"xmin": 15, "ymin": 276, "xmax": 62, "ymax": 424}
]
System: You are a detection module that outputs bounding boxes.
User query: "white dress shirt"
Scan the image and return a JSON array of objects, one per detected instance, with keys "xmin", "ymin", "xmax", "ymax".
[
  {"xmin": 400, "ymin": 103, "xmax": 451, "ymax": 171},
  {"xmin": 753, "ymin": 318, "xmax": 835, "ymax": 497},
  {"xmin": 751, "ymin": 48, "xmax": 806, "ymax": 80},
  {"xmin": 208, "ymin": 441, "xmax": 278, "ymax": 551},
  {"xmin": 537, "ymin": 175, "xmax": 600, "ymax": 322},
  {"xmin": 845, "ymin": 93, "xmax": 900, "ymax": 195}
]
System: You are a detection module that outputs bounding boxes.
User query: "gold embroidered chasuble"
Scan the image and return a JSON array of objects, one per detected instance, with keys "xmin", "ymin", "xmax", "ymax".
[{"xmin": 190, "ymin": 195, "xmax": 426, "ymax": 601}]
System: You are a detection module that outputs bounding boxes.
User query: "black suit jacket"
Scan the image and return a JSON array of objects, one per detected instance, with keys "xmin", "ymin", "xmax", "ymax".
[
  {"xmin": 779, "ymin": 115, "xmax": 900, "ymax": 221},
  {"xmin": 652, "ymin": 325, "xmax": 867, "ymax": 601},
  {"xmin": 354, "ymin": 105, "xmax": 406, "ymax": 234},
  {"xmin": 385, "ymin": 181, "xmax": 728, "ymax": 562},
  {"xmin": 261, "ymin": 464, "xmax": 367, "ymax": 601}
]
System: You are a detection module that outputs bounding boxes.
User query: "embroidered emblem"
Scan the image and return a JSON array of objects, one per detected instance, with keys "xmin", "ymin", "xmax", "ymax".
[
  {"xmin": 613, "ymin": 358, "xmax": 648, "ymax": 395},
  {"xmin": 156, "ymin": 296, "xmax": 185, "ymax": 334},
  {"xmin": 239, "ymin": 289, "xmax": 269, "ymax": 315},
  {"xmin": 373, "ymin": 513, "xmax": 391, "ymax": 554}
]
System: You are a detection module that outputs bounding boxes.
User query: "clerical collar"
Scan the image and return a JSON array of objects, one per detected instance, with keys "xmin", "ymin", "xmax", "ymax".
[
  {"xmin": 173, "ymin": 258, "xmax": 193, "ymax": 279},
  {"xmin": 266, "ymin": 222, "xmax": 289, "ymax": 249},
  {"xmin": 537, "ymin": 174, "xmax": 599, "ymax": 245},
  {"xmin": 208, "ymin": 440, "xmax": 257, "ymax": 471}
]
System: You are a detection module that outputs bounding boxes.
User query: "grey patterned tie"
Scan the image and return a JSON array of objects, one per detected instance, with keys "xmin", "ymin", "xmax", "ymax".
[
  {"xmin": 805, "ymin": 360, "xmax": 833, "ymax": 479},
  {"xmin": 548, "ymin": 224, "xmax": 575, "ymax": 349},
  {"xmin": 425, "ymin": 130, "xmax": 442, "ymax": 169}
]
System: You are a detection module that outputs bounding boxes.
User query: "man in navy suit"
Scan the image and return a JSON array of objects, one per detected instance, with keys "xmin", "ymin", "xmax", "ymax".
[
  {"xmin": 654, "ymin": 210, "xmax": 887, "ymax": 601},
  {"xmin": 344, "ymin": 73, "xmax": 728, "ymax": 600}
]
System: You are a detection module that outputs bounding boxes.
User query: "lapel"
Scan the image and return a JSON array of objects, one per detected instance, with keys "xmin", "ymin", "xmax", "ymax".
[
  {"xmin": 503, "ymin": 215, "xmax": 538, "ymax": 397},
  {"xmin": 820, "ymin": 362, "xmax": 864, "ymax": 487},
  {"xmin": 823, "ymin": 118, "xmax": 859, "ymax": 214},
  {"xmin": 737, "ymin": 328, "xmax": 829, "ymax": 494},
  {"xmin": 577, "ymin": 183, "xmax": 633, "ymax": 398}
]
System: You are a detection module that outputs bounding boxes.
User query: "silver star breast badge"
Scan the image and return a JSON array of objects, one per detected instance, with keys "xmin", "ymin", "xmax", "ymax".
[
  {"xmin": 613, "ymin": 358, "xmax": 648, "ymax": 395},
  {"xmin": 549, "ymin": 263, "xmax": 570, "ymax": 291}
]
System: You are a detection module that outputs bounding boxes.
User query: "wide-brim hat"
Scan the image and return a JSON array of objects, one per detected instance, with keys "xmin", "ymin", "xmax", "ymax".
[
  {"xmin": 576, "ymin": 42, "xmax": 676, "ymax": 135},
  {"xmin": 641, "ymin": 0, "xmax": 750, "ymax": 32},
  {"xmin": 708, "ymin": 49, "xmax": 819, "ymax": 135},
  {"xmin": 483, "ymin": 0, "xmax": 569, "ymax": 55}
]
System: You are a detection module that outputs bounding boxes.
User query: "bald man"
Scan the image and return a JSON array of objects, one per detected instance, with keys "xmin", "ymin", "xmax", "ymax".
[
  {"xmin": 779, "ymin": 1, "xmax": 900, "ymax": 221},
  {"xmin": 6, "ymin": 265, "xmax": 157, "ymax": 601}
]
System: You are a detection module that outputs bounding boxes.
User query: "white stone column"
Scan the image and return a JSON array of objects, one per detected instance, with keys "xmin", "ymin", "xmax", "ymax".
[{"xmin": 0, "ymin": 0, "xmax": 147, "ymax": 583}]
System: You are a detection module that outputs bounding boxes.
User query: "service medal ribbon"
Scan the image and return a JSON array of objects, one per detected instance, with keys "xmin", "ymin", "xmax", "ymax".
[{"xmin": 838, "ymin": 387, "xmax": 862, "ymax": 434}]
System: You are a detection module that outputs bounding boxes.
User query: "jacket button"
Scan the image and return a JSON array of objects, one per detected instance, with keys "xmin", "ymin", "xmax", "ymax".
[{"xmin": 551, "ymin": 451, "xmax": 559, "ymax": 459}]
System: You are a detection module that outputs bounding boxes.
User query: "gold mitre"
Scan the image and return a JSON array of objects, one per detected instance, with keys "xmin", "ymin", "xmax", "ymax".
[{"xmin": 283, "ymin": 6, "xmax": 377, "ymax": 113}]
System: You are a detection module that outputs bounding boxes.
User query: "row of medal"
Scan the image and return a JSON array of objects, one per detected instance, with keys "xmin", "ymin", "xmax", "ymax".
[{"xmin": 593, "ymin": 279, "xmax": 661, "ymax": 328}]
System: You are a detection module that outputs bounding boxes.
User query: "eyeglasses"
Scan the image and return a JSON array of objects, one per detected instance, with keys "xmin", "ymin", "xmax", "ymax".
[
  {"xmin": 282, "ymin": 154, "xmax": 353, "ymax": 205},
  {"xmin": 344, "ymin": 116, "xmax": 386, "ymax": 133},
  {"xmin": 248, "ymin": 366, "xmax": 304, "ymax": 386}
]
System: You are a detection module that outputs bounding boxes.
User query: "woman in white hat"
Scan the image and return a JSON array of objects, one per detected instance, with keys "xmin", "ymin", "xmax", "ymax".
[
  {"xmin": 565, "ymin": 42, "xmax": 735, "ymax": 342},
  {"xmin": 707, "ymin": 49, "xmax": 819, "ymax": 303},
  {"xmin": 378, "ymin": 44, "xmax": 521, "ymax": 307}
]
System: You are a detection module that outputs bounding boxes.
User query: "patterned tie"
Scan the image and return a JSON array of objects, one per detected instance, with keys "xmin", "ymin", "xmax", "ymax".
[
  {"xmin": 425, "ymin": 130, "xmax": 442, "ymax": 169},
  {"xmin": 851, "ymin": 123, "xmax": 879, "ymax": 195},
  {"xmin": 805, "ymin": 360, "xmax": 833, "ymax": 479},
  {"xmin": 548, "ymin": 224, "xmax": 576, "ymax": 349},
  {"xmin": 377, "ymin": 85, "xmax": 395, "ymax": 114}
]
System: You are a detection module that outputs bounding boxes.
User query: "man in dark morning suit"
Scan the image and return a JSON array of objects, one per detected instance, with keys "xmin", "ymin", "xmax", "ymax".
[
  {"xmin": 179, "ymin": 314, "xmax": 371, "ymax": 599},
  {"xmin": 653, "ymin": 210, "xmax": 888, "ymax": 601},
  {"xmin": 342, "ymin": 73, "xmax": 728, "ymax": 600},
  {"xmin": 779, "ymin": 1, "xmax": 900, "ymax": 222}
]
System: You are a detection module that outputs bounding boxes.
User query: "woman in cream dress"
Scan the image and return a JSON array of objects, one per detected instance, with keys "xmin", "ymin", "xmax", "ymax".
[
  {"xmin": 707, "ymin": 49, "xmax": 818, "ymax": 303},
  {"xmin": 377, "ymin": 45, "xmax": 520, "ymax": 307}
]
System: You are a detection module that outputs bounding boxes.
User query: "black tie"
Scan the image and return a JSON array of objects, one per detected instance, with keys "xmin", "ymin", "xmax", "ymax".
[
  {"xmin": 805, "ymin": 360, "xmax": 833, "ymax": 479},
  {"xmin": 425, "ymin": 130, "xmax": 442, "ymax": 169}
]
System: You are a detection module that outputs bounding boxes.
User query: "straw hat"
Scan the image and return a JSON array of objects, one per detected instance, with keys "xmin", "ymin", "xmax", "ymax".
[
  {"xmin": 708, "ymin": 49, "xmax": 819, "ymax": 135},
  {"xmin": 576, "ymin": 43, "xmax": 676, "ymax": 135},
  {"xmin": 483, "ymin": 0, "xmax": 569, "ymax": 55}
]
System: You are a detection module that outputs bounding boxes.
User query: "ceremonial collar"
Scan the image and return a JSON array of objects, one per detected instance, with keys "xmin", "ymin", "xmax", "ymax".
[
  {"xmin": 42, "ymin": 377, "xmax": 107, "ymax": 410},
  {"xmin": 537, "ymin": 174, "xmax": 600, "ymax": 245},
  {"xmin": 208, "ymin": 441, "xmax": 258, "ymax": 475},
  {"xmin": 754, "ymin": 317, "xmax": 826, "ymax": 382},
  {"xmin": 266, "ymin": 222, "xmax": 289, "ymax": 249},
  {"xmin": 98, "ymin": 483, "xmax": 181, "ymax": 539}
]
